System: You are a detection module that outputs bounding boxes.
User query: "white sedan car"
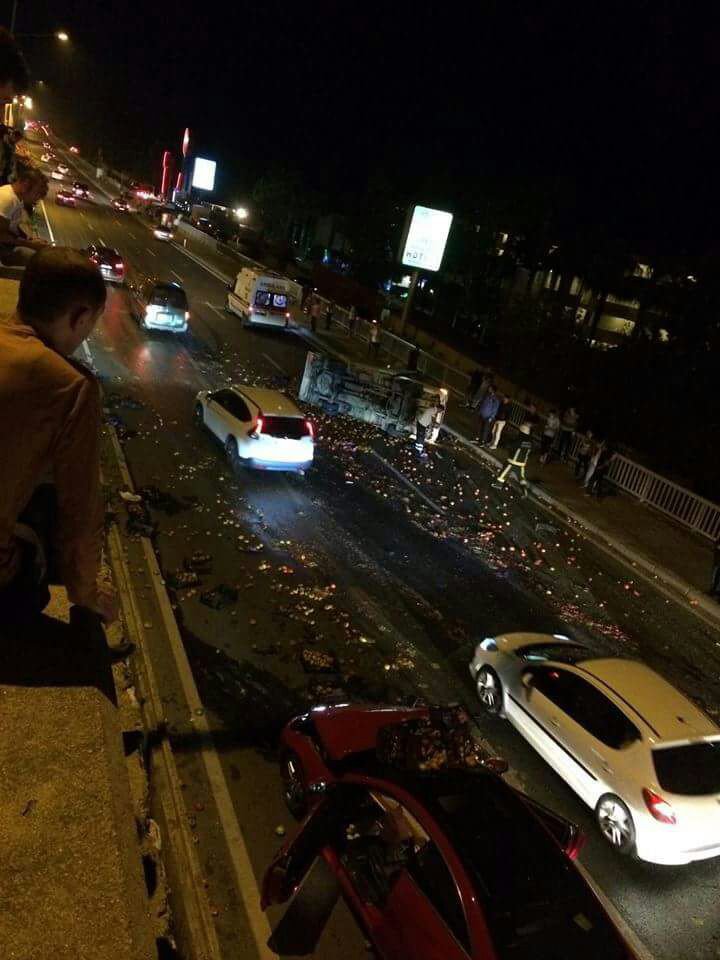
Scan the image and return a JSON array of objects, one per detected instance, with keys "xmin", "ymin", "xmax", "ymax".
[
  {"xmin": 57, "ymin": 163, "xmax": 69, "ymax": 174},
  {"xmin": 195, "ymin": 385, "xmax": 314, "ymax": 474},
  {"xmin": 470, "ymin": 632, "xmax": 720, "ymax": 865},
  {"xmin": 50, "ymin": 169, "xmax": 64, "ymax": 180}
]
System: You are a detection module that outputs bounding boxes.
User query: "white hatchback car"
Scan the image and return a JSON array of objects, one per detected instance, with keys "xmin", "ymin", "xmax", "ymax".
[
  {"xmin": 195, "ymin": 386, "xmax": 314, "ymax": 474},
  {"xmin": 470, "ymin": 633, "xmax": 720, "ymax": 865}
]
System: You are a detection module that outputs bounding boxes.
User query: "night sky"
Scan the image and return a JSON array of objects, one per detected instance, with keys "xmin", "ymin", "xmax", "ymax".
[{"xmin": 8, "ymin": 1, "xmax": 720, "ymax": 253}]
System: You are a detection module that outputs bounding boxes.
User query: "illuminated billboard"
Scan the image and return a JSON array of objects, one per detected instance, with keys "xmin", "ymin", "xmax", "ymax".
[
  {"xmin": 192, "ymin": 157, "xmax": 216, "ymax": 191},
  {"xmin": 399, "ymin": 205, "xmax": 453, "ymax": 272}
]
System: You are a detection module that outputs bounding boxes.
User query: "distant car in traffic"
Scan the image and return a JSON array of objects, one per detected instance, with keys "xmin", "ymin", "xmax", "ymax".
[
  {"xmin": 152, "ymin": 223, "xmax": 174, "ymax": 241},
  {"xmin": 127, "ymin": 276, "xmax": 189, "ymax": 334},
  {"xmin": 470, "ymin": 632, "xmax": 720, "ymax": 865},
  {"xmin": 262, "ymin": 703, "xmax": 637, "ymax": 960},
  {"xmin": 72, "ymin": 181, "xmax": 90, "ymax": 199},
  {"xmin": 84, "ymin": 243, "xmax": 125, "ymax": 284},
  {"xmin": 56, "ymin": 163, "xmax": 69, "ymax": 175},
  {"xmin": 195, "ymin": 385, "xmax": 314, "ymax": 474},
  {"xmin": 55, "ymin": 189, "xmax": 77, "ymax": 208},
  {"xmin": 42, "ymin": 140, "xmax": 51, "ymax": 149},
  {"xmin": 69, "ymin": 145, "xmax": 79, "ymax": 154},
  {"xmin": 111, "ymin": 197, "xmax": 129, "ymax": 213},
  {"xmin": 50, "ymin": 169, "xmax": 64, "ymax": 181},
  {"xmin": 40, "ymin": 152, "xmax": 54, "ymax": 163}
]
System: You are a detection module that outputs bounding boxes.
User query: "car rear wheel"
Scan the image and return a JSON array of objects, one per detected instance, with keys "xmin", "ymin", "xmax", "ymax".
[
  {"xmin": 596, "ymin": 795, "xmax": 636, "ymax": 855},
  {"xmin": 281, "ymin": 750, "xmax": 307, "ymax": 820},
  {"xmin": 225, "ymin": 436, "xmax": 240, "ymax": 470},
  {"xmin": 476, "ymin": 666, "xmax": 503, "ymax": 715}
]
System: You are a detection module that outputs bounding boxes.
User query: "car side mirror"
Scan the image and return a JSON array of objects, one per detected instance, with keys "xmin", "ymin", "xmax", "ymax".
[{"xmin": 521, "ymin": 670, "xmax": 534, "ymax": 690}]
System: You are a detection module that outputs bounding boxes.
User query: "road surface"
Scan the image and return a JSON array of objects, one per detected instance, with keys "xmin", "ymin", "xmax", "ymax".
[{"xmin": 33, "ymin": 140, "xmax": 720, "ymax": 960}]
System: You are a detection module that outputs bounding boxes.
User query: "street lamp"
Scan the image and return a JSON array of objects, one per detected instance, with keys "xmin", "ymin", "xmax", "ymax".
[
  {"xmin": 234, "ymin": 206, "xmax": 249, "ymax": 220},
  {"xmin": 56, "ymin": 31, "xmax": 69, "ymax": 42}
]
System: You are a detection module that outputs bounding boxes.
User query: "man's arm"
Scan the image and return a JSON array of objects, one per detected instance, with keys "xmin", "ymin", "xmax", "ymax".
[
  {"xmin": 0, "ymin": 212, "xmax": 45, "ymax": 248},
  {"xmin": 52, "ymin": 374, "xmax": 108, "ymax": 614}
]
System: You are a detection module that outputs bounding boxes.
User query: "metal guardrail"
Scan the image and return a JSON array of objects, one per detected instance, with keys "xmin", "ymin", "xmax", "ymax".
[{"xmin": 307, "ymin": 293, "xmax": 720, "ymax": 543}]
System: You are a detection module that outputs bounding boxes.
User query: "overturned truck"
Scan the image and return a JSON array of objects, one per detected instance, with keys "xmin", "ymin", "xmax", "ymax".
[{"xmin": 298, "ymin": 351, "xmax": 447, "ymax": 439}]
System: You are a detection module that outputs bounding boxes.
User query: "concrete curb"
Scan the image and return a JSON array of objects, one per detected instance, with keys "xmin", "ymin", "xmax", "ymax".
[
  {"xmin": 441, "ymin": 424, "xmax": 720, "ymax": 631},
  {"xmin": 104, "ymin": 437, "xmax": 224, "ymax": 960}
]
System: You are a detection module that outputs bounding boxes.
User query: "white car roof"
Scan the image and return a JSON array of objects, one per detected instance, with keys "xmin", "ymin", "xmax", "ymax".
[
  {"xmin": 576, "ymin": 658, "xmax": 719, "ymax": 743},
  {"xmin": 233, "ymin": 386, "xmax": 302, "ymax": 418}
]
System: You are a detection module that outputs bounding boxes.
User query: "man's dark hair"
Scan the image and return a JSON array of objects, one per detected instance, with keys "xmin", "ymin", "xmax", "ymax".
[
  {"xmin": 0, "ymin": 29, "xmax": 29, "ymax": 94},
  {"xmin": 18, "ymin": 247, "xmax": 106, "ymax": 325}
]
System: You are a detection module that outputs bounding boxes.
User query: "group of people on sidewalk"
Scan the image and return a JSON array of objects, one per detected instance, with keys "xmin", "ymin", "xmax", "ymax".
[{"xmin": 466, "ymin": 365, "xmax": 615, "ymax": 499}]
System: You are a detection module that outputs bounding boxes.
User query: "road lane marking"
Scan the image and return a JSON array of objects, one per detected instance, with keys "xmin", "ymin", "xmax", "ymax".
[
  {"xmin": 39, "ymin": 199, "xmax": 55, "ymax": 243},
  {"xmin": 173, "ymin": 242, "xmax": 232, "ymax": 283},
  {"xmin": 262, "ymin": 352, "xmax": 287, "ymax": 375},
  {"xmin": 146, "ymin": 247, "xmax": 157, "ymax": 257},
  {"xmin": 171, "ymin": 270, "xmax": 183, "ymax": 282},
  {"xmin": 203, "ymin": 301, "xmax": 227, "ymax": 320},
  {"xmin": 368, "ymin": 448, "xmax": 446, "ymax": 514},
  {"xmin": 128, "ymin": 231, "xmax": 137, "ymax": 239},
  {"xmin": 98, "ymin": 236, "xmax": 107, "ymax": 247},
  {"xmin": 113, "ymin": 219, "xmax": 121, "ymax": 226}
]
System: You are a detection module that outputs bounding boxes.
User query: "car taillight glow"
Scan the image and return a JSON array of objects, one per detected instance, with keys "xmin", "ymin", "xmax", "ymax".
[
  {"xmin": 305, "ymin": 419, "xmax": 314, "ymax": 439},
  {"xmin": 115, "ymin": 262, "xmax": 124, "ymax": 271},
  {"xmin": 564, "ymin": 829, "xmax": 586, "ymax": 861},
  {"xmin": 642, "ymin": 788, "xmax": 676, "ymax": 824}
]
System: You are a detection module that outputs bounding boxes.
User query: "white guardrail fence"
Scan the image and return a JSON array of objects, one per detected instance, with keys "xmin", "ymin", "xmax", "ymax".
[{"xmin": 307, "ymin": 295, "xmax": 720, "ymax": 543}]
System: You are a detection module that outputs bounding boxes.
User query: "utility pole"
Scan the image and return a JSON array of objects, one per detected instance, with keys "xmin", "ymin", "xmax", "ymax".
[
  {"xmin": 10, "ymin": 0, "xmax": 18, "ymax": 34},
  {"xmin": 399, "ymin": 269, "xmax": 420, "ymax": 337}
]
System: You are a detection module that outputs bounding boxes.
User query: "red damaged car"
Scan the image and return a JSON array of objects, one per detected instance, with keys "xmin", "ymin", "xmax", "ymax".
[{"xmin": 263, "ymin": 704, "xmax": 637, "ymax": 960}]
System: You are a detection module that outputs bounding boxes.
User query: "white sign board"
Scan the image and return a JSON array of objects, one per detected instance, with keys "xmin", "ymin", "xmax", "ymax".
[
  {"xmin": 400, "ymin": 205, "xmax": 453, "ymax": 272},
  {"xmin": 192, "ymin": 157, "xmax": 216, "ymax": 191}
]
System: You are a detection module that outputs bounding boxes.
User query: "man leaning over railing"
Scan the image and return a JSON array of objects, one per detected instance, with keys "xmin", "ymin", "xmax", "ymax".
[{"xmin": 0, "ymin": 247, "xmax": 117, "ymax": 623}]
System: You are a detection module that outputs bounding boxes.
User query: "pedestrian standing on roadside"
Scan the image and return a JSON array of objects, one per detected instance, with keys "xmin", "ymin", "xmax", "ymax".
[
  {"xmin": 574, "ymin": 429, "xmax": 594, "ymax": 481},
  {"xmin": 540, "ymin": 409, "xmax": 560, "ymax": 464},
  {"xmin": 710, "ymin": 534, "xmax": 720, "ymax": 598},
  {"xmin": 415, "ymin": 403, "xmax": 440, "ymax": 456},
  {"xmin": 347, "ymin": 304, "xmax": 357, "ymax": 336},
  {"xmin": 583, "ymin": 439, "xmax": 603, "ymax": 490},
  {"xmin": 0, "ymin": 247, "xmax": 117, "ymax": 623},
  {"xmin": 324, "ymin": 299, "xmax": 334, "ymax": 330},
  {"xmin": 558, "ymin": 405, "xmax": 579, "ymax": 461},
  {"xmin": 465, "ymin": 368, "xmax": 482, "ymax": 406},
  {"xmin": 309, "ymin": 297, "xmax": 321, "ymax": 333},
  {"xmin": 471, "ymin": 369, "xmax": 493, "ymax": 410},
  {"xmin": 478, "ymin": 384, "xmax": 500, "ymax": 444},
  {"xmin": 587, "ymin": 442, "xmax": 614, "ymax": 499},
  {"xmin": 489, "ymin": 394, "xmax": 510, "ymax": 449},
  {"xmin": 368, "ymin": 318, "xmax": 380, "ymax": 358}
]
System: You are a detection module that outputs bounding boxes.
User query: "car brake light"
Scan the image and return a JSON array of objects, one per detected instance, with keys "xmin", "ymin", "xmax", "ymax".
[
  {"xmin": 115, "ymin": 262, "xmax": 124, "ymax": 271},
  {"xmin": 564, "ymin": 828, "xmax": 586, "ymax": 861},
  {"xmin": 642, "ymin": 788, "xmax": 676, "ymax": 824},
  {"xmin": 305, "ymin": 419, "xmax": 314, "ymax": 438}
]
